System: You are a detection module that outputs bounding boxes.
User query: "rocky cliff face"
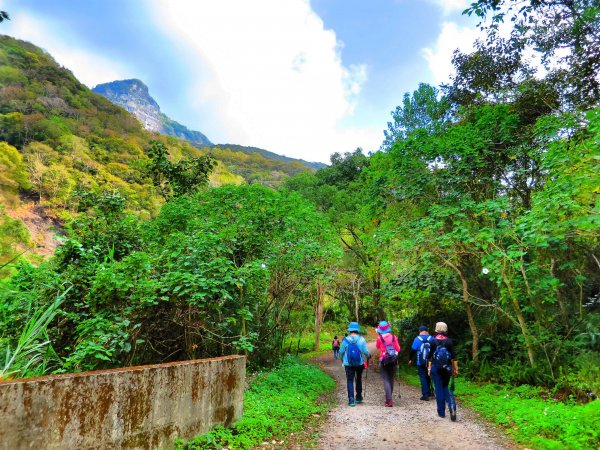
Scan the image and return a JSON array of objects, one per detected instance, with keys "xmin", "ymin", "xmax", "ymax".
[{"xmin": 93, "ymin": 79, "xmax": 212, "ymax": 146}]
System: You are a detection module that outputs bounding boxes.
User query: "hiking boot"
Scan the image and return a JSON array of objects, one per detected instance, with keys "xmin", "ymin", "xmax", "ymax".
[
  {"xmin": 450, "ymin": 409, "xmax": 457, "ymax": 421},
  {"xmin": 356, "ymin": 398, "xmax": 363, "ymax": 404},
  {"xmin": 384, "ymin": 400, "xmax": 393, "ymax": 407},
  {"xmin": 348, "ymin": 401, "xmax": 356, "ymax": 407},
  {"xmin": 420, "ymin": 396, "xmax": 429, "ymax": 401}
]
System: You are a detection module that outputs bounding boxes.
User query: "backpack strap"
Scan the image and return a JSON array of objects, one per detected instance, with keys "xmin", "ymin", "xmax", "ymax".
[{"xmin": 379, "ymin": 334, "xmax": 395, "ymax": 346}]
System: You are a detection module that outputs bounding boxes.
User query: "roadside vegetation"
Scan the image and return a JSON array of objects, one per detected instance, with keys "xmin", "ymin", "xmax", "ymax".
[{"xmin": 175, "ymin": 357, "xmax": 335, "ymax": 450}]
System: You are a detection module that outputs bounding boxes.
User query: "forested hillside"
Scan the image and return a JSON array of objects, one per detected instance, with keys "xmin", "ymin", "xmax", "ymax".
[
  {"xmin": 0, "ymin": 35, "xmax": 315, "ymax": 268},
  {"xmin": 1, "ymin": 0, "xmax": 599, "ymax": 410}
]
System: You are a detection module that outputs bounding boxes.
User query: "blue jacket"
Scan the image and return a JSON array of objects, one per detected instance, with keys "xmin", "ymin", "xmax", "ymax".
[
  {"xmin": 411, "ymin": 334, "xmax": 434, "ymax": 366},
  {"xmin": 339, "ymin": 333, "xmax": 370, "ymax": 366}
]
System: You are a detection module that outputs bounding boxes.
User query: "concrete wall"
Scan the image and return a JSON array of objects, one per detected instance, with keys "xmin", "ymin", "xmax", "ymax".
[{"xmin": 0, "ymin": 355, "xmax": 246, "ymax": 450}]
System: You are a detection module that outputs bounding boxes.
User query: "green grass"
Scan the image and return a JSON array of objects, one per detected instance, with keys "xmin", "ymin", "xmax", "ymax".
[
  {"xmin": 399, "ymin": 366, "xmax": 600, "ymax": 449},
  {"xmin": 176, "ymin": 356, "xmax": 335, "ymax": 449}
]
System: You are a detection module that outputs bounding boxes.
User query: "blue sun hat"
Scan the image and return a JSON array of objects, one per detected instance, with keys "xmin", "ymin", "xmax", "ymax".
[
  {"xmin": 377, "ymin": 321, "xmax": 392, "ymax": 334},
  {"xmin": 347, "ymin": 322, "xmax": 361, "ymax": 332}
]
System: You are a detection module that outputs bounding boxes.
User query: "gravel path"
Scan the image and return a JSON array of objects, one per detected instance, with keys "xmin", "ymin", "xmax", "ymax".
[{"xmin": 312, "ymin": 341, "xmax": 513, "ymax": 450}]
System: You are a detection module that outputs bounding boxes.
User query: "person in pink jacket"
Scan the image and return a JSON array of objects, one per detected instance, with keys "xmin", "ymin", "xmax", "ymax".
[{"xmin": 375, "ymin": 321, "xmax": 401, "ymax": 407}]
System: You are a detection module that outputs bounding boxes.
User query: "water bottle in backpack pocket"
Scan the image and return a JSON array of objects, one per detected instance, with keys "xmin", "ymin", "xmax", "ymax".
[{"xmin": 345, "ymin": 338, "xmax": 363, "ymax": 367}]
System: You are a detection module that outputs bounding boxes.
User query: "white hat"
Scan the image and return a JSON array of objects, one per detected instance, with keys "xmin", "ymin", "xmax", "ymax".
[{"xmin": 435, "ymin": 322, "xmax": 448, "ymax": 333}]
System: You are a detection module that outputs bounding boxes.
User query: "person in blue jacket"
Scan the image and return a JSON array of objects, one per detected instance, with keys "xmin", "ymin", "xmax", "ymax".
[
  {"xmin": 339, "ymin": 322, "xmax": 371, "ymax": 407},
  {"xmin": 428, "ymin": 322, "xmax": 458, "ymax": 420},
  {"xmin": 409, "ymin": 325, "xmax": 435, "ymax": 401}
]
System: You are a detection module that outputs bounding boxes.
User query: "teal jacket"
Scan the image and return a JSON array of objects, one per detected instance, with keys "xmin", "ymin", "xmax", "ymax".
[{"xmin": 339, "ymin": 333, "xmax": 370, "ymax": 366}]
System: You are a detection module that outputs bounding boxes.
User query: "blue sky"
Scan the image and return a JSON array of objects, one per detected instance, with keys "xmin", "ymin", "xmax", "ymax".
[{"xmin": 1, "ymin": 0, "xmax": 481, "ymax": 163}]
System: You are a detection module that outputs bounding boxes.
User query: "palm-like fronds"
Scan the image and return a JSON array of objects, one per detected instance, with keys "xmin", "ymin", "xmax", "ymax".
[{"xmin": 1, "ymin": 287, "xmax": 70, "ymax": 379}]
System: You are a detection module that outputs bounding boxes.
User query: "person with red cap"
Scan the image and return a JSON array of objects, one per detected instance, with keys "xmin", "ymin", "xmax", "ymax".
[{"xmin": 375, "ymin": 320, "xmax": 401, "ymax": 407}]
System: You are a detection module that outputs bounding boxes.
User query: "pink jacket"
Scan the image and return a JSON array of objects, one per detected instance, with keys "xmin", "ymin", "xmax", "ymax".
[{"xmin": 376, "ymin": 333, "xmax": 401, "ymax": 361}]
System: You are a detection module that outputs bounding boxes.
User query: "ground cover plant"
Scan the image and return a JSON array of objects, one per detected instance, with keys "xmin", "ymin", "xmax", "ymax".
[{"xmin": 175, "ymin": 356, "xmax": 335, "ymax": 449}]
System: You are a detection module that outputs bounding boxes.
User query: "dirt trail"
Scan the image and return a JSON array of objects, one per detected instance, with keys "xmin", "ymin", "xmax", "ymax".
[{"xmin": 312, "ymin": 340, "xmax": 512, "ymax": 450}]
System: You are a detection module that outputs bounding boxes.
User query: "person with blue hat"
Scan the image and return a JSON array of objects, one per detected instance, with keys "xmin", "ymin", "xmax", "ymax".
[
  {"xmin": 339, "ymin": 322, "xmax": 371, "ymax": 407},
  {"xmin": 409, "ymin": 325, "xmax": 435, "ymax": 400},
  {"xmin": 375, "ymin": 320, "xmax": 400, "ymax": 407}
]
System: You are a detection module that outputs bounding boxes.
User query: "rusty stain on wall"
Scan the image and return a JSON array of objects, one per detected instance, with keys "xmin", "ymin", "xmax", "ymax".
[{"xmin": 0, "ymin": 355, "xmax": 246, "ymax": 450}]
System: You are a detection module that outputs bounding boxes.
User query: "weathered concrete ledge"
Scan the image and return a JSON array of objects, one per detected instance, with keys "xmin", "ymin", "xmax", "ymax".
[{"xmin": 0, "ymin": 355, "xmax": 246, "ymax": 450}]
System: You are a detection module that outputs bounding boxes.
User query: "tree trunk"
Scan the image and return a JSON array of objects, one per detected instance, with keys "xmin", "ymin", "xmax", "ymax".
[
  {"xmin": 445, "ymin": 260, "xmax": 479, "ymax": 364},
  {"xmin": 504, "ymin": 278, "xmax": 536, "ymax": 367},
  {"xmin": 314, "ymin": 282, "xmax": 324, "ymax": 351},
  {"xmin": 352, "ymin": 275, "xmax": 361, "ymax": 323},
  {"xmin": 372, "ymin": 267, "xmax": 383, "ymax": 318}
]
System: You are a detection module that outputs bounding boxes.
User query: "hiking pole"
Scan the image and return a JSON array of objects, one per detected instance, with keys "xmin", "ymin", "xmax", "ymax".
[
  {"xmin": 397, "ymin": 363, "xmax": 401, "ymax": 399},
  {"xmin": 363, "ymin": 364, "xmax": 368, "ymax": 400},
  {"xmin": 429, "ymin": 375, "xmax": 435, "ymax": 399},
  {"xmin": 449, "ymin": 374, "xmax": 457, "ymax": 420}
]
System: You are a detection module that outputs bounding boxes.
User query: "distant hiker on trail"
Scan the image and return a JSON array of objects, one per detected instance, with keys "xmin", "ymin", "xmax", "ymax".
[
  {"xmin": 409, "ymin": 325, "xmax": 435, "ymax": 401},
  {"xmin": 332, "ymin": 335, "xmax": 341, "ymax": 360},
  {"xmin": 428, "ymin": 321, "xmax": 458, "ymax": 420},
  {"xmin": 339, "ymin": 322, "xmax": 370, "ymax": 407},
  {"xmin": 375, "ymin": 320, "xmax": 400, "ymax": 407}
]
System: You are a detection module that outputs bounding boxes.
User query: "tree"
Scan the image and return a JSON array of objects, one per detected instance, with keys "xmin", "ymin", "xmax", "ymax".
[
  {"xmin": 146, "ymin": 140, "xmax": 215, "ymax": 200},
  {"xmin": 382, "ymin": 83, "xmax": 450, "ymax": 149},
  {"xmin": 463, "ymin": 0, "xmax": 600, "ymax": 108}
]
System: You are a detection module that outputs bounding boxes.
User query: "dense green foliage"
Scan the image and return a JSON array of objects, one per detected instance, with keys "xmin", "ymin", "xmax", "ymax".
[
  {"xmin": 0, "ymin": 185, "xmax": 336, "ymax": 372},
  {"xmin": 283, "ymin": 0, "xmax": 599, "ymax": 399},
  {"xmin": 175, "ymin": 356, "xmax": 335, "ymax": 450}
]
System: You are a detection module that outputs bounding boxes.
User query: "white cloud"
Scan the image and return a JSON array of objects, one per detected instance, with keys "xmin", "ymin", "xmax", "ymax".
[
  {"xmin": 3, "ymin": 15, "xmax": 132, "ymax": 87},
  {"xmin": 425, "ymin": 0, "xmax": 472, "ymax": 16},
  {"xmin": 151, "ymin": 0, "xmax": 379, "ymax": 162},
  {"xmin": 421, "ymin": 22, "xmax": 480, "ymax": 86}
]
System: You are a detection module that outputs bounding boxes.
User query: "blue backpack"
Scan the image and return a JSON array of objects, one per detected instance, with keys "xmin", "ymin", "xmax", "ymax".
[
  {"xmin": 344, "ymin": 338, "xmax": 363, "ymax": 367},
  {"xmin": 432, "ymin": 338, "xmax": 452, "ymax": 371},
  {"xmin": 417, "ymin": 335, "xmax": 433, "ymax": 366}
]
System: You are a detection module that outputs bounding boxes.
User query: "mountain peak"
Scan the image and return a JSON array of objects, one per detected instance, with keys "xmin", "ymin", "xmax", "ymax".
[
  {"xmin": 93, "ymin": 79, "xmax": 162, "ymax": 130},
  {"xmin": 92, "ymin": 79, "xmax": 212, "ymax": 146}
]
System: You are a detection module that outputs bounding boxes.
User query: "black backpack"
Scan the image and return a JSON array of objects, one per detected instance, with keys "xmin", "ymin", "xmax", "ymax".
[{"xmin": 379, "ymin": 335, "xmax": 398, "ymax": 367}]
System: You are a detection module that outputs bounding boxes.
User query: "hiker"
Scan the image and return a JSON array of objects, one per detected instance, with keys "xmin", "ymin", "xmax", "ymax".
[
  {"xmin": 409, "ymin": 325, "xmax": 435, "ymax": 401},
  {"xmin": 339, "ymin": 322, "xmax": 371, "ymax": 407},
  {"xmin": 332, "ymin": 335, "xmax": 341, "ymax": 360},
  {"xmin": 375, "ymin": 320, "xmax": 400, "ymax": 407},
  {"xmin": 427, "ymin": 321, "xmax": 458, "ymax": 420}
]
